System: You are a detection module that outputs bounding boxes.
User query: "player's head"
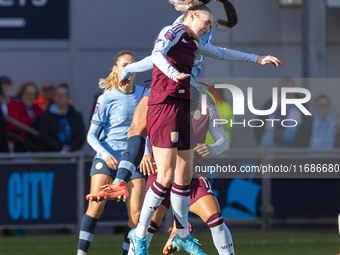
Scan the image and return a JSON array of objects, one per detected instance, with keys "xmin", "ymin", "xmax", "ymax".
[
  {"xmin": 99, "ymin": 50, "xmax": 135, "ymax": 91},
  {"xmin": 171, "ymin": 0, "xmax": 238, "ymax": 29},
  {"xmin": 182, "ymin": 4, "xmax": 213, "ymax": 40}
]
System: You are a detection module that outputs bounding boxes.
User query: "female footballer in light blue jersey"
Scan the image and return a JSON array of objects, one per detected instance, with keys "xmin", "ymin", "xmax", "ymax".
[{"xmin": 77, "ymin": 51, "xmax": 148, "ymax": 255}]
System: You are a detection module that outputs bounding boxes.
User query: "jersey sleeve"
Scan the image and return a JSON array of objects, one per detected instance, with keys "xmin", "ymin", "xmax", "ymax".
[
  {"xmin": 121, "ymin": 56, "xmax": 154, "ymax": 79},
  {"xmin": 144, "ymin": 136, "xmax": 152, "ymax": 156},
  {"xmin": 196, "ymin": 42, "xmax": 259, "ymax": 63},
  {"xmin": 87, "ymin": 122, "xmax": 111, "ymax": 160},
  {"xmin": 91, "ymin": 95, "xmax": 109, "ymax": 127},
  {"xmin": 151, "ymin": 25, "xmax": 185, "ymax": 80},
  {"xmin": 207, "ymin": 103, "xmax": 229, "ymax": 155}
]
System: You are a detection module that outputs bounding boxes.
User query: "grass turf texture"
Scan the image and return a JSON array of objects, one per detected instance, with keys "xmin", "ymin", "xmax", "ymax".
[{"xmin": 0, "ymin": 231, "xmax": 339, "ymax": 255}]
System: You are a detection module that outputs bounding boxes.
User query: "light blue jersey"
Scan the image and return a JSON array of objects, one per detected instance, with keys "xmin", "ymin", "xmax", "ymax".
[{"xmin": 89, "ymin": 85, "xmax": 147, "ymax": 160}]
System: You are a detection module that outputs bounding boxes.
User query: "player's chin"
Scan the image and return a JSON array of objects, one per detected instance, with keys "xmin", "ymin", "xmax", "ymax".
[{"xmin": 174, "ymin": 4, "xmax": 189, "ymax": 11}]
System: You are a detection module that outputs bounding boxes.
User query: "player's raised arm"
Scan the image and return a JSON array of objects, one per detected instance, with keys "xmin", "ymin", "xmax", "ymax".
[
  {"xmin": 151, "ymin": 24, "xmax": 189, "ymax": 81},
  {"xmin": 120, "ymin": 56, "xmax": 153, "ymax": 80},
  {"xmin": 196, "ymin": 42, "xmax": 281, "ymax": 67}
]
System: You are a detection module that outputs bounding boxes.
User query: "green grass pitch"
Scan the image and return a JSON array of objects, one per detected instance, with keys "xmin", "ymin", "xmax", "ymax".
[{"xmin": 0, "ymin": 231, "xmax": 339, "ymax": 255}]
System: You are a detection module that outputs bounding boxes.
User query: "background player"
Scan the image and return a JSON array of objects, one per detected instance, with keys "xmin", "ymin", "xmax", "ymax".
[{"xmin": 77, "ymin": 51, "xmax": 147, "ymax": 255}]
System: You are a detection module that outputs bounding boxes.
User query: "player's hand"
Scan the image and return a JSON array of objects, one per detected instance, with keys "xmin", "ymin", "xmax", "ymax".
[
  {"xmin": 140, "ymin": 154, "xmax": 156, "ymax": 175},
  {"xmin": 105, "ymin": 156, "xmax": 119, "ymax": 170},
  {"xmin": 121, "ymin": 68, "xmax": 132, "ymax": 80},
  {"xmin": 194, "ymin": 143, "xmax": 212, "ymax": 157},
  {"xmin": 119, "ymin": 79, "xmax": 130, "ymax": 87},
  {"xmin": 257, "ymin": 55, "xmax": 281, "ymax": 67},
  {"xmin": 119, "ymin": 73, "xmax": 135, "ymax": 87},
  {"xmin": 174, "ymin": 73, "xmax": 190, "ymax": 82}
]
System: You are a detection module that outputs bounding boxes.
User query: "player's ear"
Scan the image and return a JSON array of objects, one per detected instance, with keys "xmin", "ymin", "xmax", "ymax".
[{"xmin": 190, "ymin": 11, "xmax": 195, "ymax": 22}]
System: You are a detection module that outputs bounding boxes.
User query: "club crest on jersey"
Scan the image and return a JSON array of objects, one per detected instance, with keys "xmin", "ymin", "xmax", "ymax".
[
  {"xmin": 193, "ymin": 110, "xmax": 201, "ymax": 120},
  {"xmin": 165, "ymin": 29, "xmax": 176, "ymax": 41},
  {"xmin": 171, "ymin": 132, "xmax": 179, "ymax": 143},
  {"xmin": 95, "ymin": 162, "xmax": 103, "ymax": 170}
]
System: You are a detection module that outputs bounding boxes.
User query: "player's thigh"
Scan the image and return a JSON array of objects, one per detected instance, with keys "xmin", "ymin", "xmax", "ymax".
[
  {"xmin": 189, "ymin": 195, "xmax": 220, "ymax": 223},
  {"xmin": 153, "ymin": 147, "xmax": 177, "ymax": 187},
  {"xmin": 127, "ymin": 96, "xmax": 148, "ymax": 138}
]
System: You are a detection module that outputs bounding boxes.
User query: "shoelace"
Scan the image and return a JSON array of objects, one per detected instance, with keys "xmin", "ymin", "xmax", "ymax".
[
  {"xmin": 192, "ymin": 237, "xmax": 201, "ymax": 246},
  {"xmin": 101, "ymin": 179, "xmax": 114, "ymax": 190}
]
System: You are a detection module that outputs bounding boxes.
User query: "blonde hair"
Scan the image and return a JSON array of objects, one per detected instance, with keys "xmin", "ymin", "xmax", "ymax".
[{"xmin": 99, "ymin": 50, "xmax": 135, "ymax": 92}]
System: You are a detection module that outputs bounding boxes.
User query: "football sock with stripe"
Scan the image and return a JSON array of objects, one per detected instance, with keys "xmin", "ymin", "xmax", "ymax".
[
  {"xmin": 115, "ymin": 135, "xmax": 145, "ymax": 183},
  {"xmin": 146, "ymin": 220, "xmax": 159, "ymax": 247},
  {"xmin": 121, "ymin": 225, "xmax": 132, "ymax": 255},
  {"xmin": 77, "ymin": 214, "xmax": 97, "ymax": 254},
  {"xmin": 170, "ymin": 182, "xmax": 190, "ymax": 238},
  {"xmin": 136, "ymin": 181, "xmax": 167, "ymax": 238},
  {"xmin": 207, "ymin": 212, "xmax": 234, "ymax": 255}
]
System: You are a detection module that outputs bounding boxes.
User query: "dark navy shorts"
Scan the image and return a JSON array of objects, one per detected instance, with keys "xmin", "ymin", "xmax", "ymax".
[{"xmin": 90, "ymin": 157, "xmax": 145, "ymax": 181}]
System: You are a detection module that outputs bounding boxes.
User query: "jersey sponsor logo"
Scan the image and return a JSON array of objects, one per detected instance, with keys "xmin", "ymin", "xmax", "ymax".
[
  {"xmin": 193, "ymin": 110, "xmax": 201, "ymax": 120},
  {"xmin": 182, "ymin": 38, "xmax": 188, "ymax": 44},
  {"xmin": 171, "ymin": 132, "xmax": 178, "ymax": 143},
  {"xmin": 93, "ymin": 103, "xmax": 99, "ymax": 114},
  {"xmin": 165, "ymin": 29, "xmax": 176, "ymax": 41},
  {"xmin": 178, "ymin": 89, "xmax": 185, "ymax": 94}
]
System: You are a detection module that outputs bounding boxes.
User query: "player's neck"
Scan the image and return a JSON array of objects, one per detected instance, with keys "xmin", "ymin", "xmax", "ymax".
[{"xmin": 182, "ymin": 23, "xmax": 195, "ymax": 39}]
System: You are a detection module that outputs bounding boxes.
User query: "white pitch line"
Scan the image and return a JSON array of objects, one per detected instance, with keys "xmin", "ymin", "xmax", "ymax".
[{"xmin": 0, "ymin": 18, "xmax": 25, "ymax": 28}]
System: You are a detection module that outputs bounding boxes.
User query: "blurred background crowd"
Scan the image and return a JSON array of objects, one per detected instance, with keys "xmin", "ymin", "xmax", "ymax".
[{"xmin": 0, "ymin": 75, "xmax": 85, "ymax": 153}]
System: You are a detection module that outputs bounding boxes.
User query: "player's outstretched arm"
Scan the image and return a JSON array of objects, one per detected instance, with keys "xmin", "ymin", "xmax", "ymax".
[
  {"xmin": 121, "ymin": 56, "xmax": 154, "ymax": 80},
  {"xmin": 196, "ymin": 42, "xmax": 281, "ymax": 67}
]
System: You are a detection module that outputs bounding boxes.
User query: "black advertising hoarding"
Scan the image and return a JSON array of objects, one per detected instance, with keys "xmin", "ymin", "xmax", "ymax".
[
  {"xmin": 0, "ymin": 0, "xmax": 69, "ymax": 39},
  {"xmin": 0, "ymin": 163, "xmax": 77, "ymax": 225}
]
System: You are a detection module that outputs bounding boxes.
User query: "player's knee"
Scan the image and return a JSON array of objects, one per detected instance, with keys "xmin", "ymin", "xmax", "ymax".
[
  {"xmin": 157, "ymin": 175, "xmax": 173, "ymax": 188},
  {"xmin": 181, "ymin": 174, "xmax": 192, "ymax": 186}
]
